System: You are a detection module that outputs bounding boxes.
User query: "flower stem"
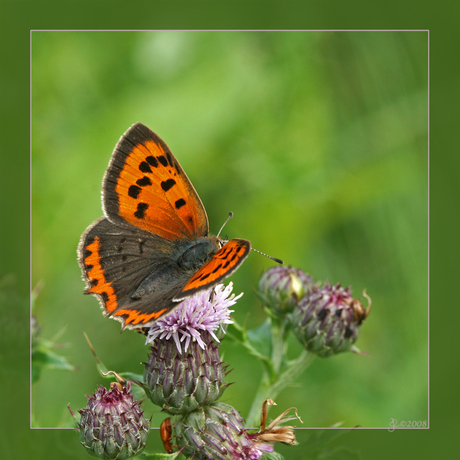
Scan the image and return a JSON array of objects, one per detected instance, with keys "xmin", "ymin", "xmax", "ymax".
[
  {"xmin": 246, "ymin": 321, "xmax": 315, "ymax": 428},
  {"xmin": 270, "ymin": 317, "xmax": 287, "ymax": 374}
]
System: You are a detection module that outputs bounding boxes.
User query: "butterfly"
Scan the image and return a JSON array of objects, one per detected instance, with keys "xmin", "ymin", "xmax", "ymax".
[{"xmin": 78, "ymin": 123, "xmax": 253, "ymax": 330}]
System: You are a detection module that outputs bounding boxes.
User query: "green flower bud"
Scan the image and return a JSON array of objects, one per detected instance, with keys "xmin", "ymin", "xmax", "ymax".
[
  {"xmin": 290, "ymin": 282, "xmax": 370, "ymax": 357},
  {"xmin": 175, "ymin": 402, "xmax": 269, "ymax": 460},
  {"xmin": 175, "ymin": 400, "xmax": 300, "ymax": 459},
  {"xmin": 257, "ymin": 266, "xmax": 314, "ymax": 316}
]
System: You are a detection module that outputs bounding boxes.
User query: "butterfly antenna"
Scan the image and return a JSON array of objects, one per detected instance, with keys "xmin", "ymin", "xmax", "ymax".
[
  {"xmin": 251, "ymin": 247, "xmax": 284, "ymax": 265},
  {"xmin": 218, "ymin": 212, "xmax": 283, "ymax": 264},
  {"xmin": 217, "ymin": 212, "xmax": 234, "ymax": 237}
]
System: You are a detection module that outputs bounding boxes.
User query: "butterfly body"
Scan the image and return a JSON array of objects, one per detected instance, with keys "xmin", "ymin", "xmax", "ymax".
[
  {"xmin": 131, "ymin": 236, "xmax": 222, "ymax": 299},
  {"xmin": 79, "ymin": 123, "xmax": 251, "ymax": 329}
]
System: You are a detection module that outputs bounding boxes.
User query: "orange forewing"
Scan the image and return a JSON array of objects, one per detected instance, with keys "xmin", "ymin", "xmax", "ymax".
[
  {"xmin": 178, "ymin": 238, "xmax": 251, "ymax": 298},
  {"xmin": 112, "ymin": 128, "xmax": 208, "ymax": 240}
]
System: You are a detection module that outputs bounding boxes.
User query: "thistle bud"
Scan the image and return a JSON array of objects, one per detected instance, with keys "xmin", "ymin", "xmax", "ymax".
[
  {"xmin": 143, "ymin": 332, "xmax": 230, "ymax": 415},
  {"xmin": 175, "ymin": 402, "xmax": 272, "ymax": 460},
  {"xmin": 71, "ymin": 382, "xmax": 150, "ymax": 459},
  {"xmin": 290, "ymin": 282, "xmax": 370, "ymax": 357},
  {"xmin": 175, "ymin": 400, "xmax": 301, "ymax": 459},
  {"xmin": 257, "ymin": 266, "xmax": 314, "ymax": 315}
]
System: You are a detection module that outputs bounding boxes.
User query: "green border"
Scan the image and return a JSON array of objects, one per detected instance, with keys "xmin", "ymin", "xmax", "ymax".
[{"xmin": 1, "ymin": 1, "xmax": 458, "ymax": 459}]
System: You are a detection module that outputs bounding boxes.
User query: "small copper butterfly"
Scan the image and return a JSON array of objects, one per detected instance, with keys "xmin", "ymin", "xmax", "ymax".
[{"xmin": 78, "ymin": 123, "xmax": 254, "ymax": 330}]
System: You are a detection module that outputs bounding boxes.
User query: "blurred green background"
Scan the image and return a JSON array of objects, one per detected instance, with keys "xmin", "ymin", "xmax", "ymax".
[{"xmin": 31, "ymin": 30, "xmax": 428, "ymax": 441}]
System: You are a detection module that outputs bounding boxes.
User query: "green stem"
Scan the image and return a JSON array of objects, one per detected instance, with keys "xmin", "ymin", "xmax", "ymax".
[
  {"xmin": 245, "ymin": 371, "xmax": 272, "ymax": 428},
  {"xmin": 270, "ymin": 350, "xmax": 315, "ymax": 399},
  {"xmin": 270, "ymin": 317, "xmax": 287, "ymax": 374},
  {"xmin": 247, "ymin": 318, "xmax": 315, "ymax": 426}
]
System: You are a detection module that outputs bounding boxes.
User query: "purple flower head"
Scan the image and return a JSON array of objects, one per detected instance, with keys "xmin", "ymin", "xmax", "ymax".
[{"xmin": 145, "ymin": 283, "xmax": 242, "ymax": 353}]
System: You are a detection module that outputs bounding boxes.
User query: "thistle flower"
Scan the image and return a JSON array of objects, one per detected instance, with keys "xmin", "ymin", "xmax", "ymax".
[
  {"xmin": 70, "ymin": 381, "xmax": 150, "ymax": 460},
  {"xmin": 143, "ymin": 332, "xmax": 231, "ymax": 415},
  {"xmin": 257, "ymin": 266, "xmax": 314, "ymax": 316},
  {"xmin": 175, "ymin": 400, "xmax": 301, "ymax": 460},
  {"xmin": 289, "ymin": 282, "xmax": 371, "ymax": 357},
  {"xmin": 145, "ymin": 283, "xmax": 242, "ymax": 354}
]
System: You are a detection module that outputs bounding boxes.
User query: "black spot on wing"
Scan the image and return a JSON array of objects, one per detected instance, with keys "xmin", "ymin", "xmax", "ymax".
[
  {"xmin": 175, "ymin": 198, "xmax": 186, "ymax": 209},
  {"xmin": 139, "ymin": 161, "xmax": 152, "ymax": 173},
  {"xmin": 212, "ymin": 264, "xmax": 222, "ymax": 273},
  {"xmin": 136, "ymin": 176, "xmax": 152, "ymax": 187},
  {"xmin": 157, "ymin": 155, "xmax": 168, "ymax": 167},
  {"xmin": 165, "ymin": 150, "xmax": 174, "ymax": 167},
  {"xmin": 161, "ymin": 178, "xmax": 176, "ymax": 192},
  {"xmin": 146, "ymin": 155, "xmax": 158, "ymax": 167},
  {"xmin": 89, "ymin": 279, "xmax": 98, "ymax": 288},
  {"xmin": 134, "ymin": 202, "xmax": 149, "ymax": 219},
  {"xmin": 128, "ymin": 185, "xmax": 142, "ymax": 199}
]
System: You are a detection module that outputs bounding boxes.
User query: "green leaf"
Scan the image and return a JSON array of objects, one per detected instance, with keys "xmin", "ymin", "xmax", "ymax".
[
  {"xmin": 32, "ymin": 348, "xmax": 76, "ymax": 383},
  {"xmin": 246, "ymin": 318, "xmax": 273, "ymax": 358},
  {"xmin": 226, "ymin": 320, "xmax": 247, "ymax": 343},
  {"xmin": 120, "ymin": 371, "xmax": 144, "ymax": 382},
  {"xmin": 227, "ymin": 320, "xmax": 272, "ymax": 366}
]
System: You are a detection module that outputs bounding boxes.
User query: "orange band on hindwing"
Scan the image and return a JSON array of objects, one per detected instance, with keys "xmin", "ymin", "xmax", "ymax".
[
  {"xmin": 180, "ymin": 239, "xmax": 251, "ymax": 296},
  {"xmin": 84, "ymin": 237, "xmax": 118, "ymax": 313},
  {"xmin": 114, "ymin": 308, "xmax": 168, "ymax": 325}
]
